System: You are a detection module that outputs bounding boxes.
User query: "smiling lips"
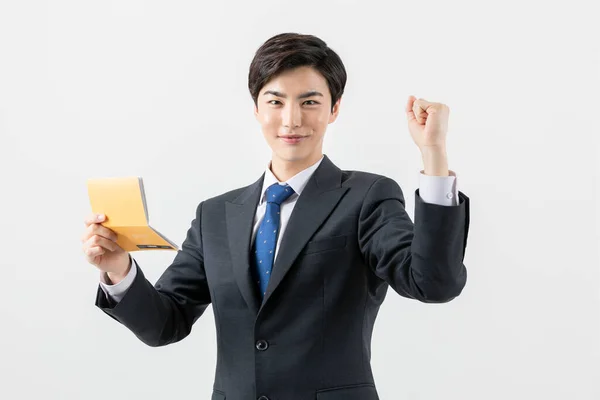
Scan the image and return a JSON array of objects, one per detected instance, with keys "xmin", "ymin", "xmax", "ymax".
[{"xmin": 279, "ymin": 135, "xmax": 307, "ymax": 144}]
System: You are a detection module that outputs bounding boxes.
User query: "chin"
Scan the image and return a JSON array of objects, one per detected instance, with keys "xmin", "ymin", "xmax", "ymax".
[
  {"xmin": 274, "ymin": 152, "xmax": 304, "ymax": 162},
  {"xmin": 273, "ymin": 148, "xmax": 311, "ymax": 162}
]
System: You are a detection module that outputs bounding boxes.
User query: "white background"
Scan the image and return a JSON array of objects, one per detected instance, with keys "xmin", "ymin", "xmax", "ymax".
[{"xmin": 0, "ymin": 1, "xmax": 599, "ymax": 399}]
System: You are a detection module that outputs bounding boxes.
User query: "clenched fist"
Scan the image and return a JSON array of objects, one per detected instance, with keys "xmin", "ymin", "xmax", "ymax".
[{"xmin": 406, "ymin": 95, "xmax": 449, "ymax": 150}]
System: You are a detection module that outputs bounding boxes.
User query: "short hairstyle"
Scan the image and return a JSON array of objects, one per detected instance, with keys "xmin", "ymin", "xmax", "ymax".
[{"xmin": 248, "ymin": 33, "xmax": 347, "ymax": 112}]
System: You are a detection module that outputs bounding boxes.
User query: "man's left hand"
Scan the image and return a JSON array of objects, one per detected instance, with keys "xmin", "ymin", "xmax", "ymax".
[
  {"xmin": 406, "ymin": 95, "xmax": 450, "ymax": 151},
  {"xmin": 406, "ymin": 96, "xmax": 450, "ymax": 176}
]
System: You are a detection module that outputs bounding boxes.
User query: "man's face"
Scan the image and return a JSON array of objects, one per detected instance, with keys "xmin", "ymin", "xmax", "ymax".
[{"xmin": 254, "ymin": 66, "xmax": 341, "ymax": 167}]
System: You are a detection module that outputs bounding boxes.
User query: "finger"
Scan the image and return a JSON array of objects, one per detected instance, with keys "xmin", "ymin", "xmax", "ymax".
[
  {"xmin": 85, "ymin": 245, "xmax": 105, "ymax": 258},
  {"xmin": 84, "ymin": 213, "xmax": 105, "ymax": 227},
  {"xmin": 417, "ymin": 99, "xmax": 448, "ymax": 115},
  {"xmin": 91, "ymin": 224, "xmax": 118, "ymax": 242},
  {"xmin": 413, "ymin": 100, "xmax": 428, "ymax": 123},
  {"xmin": 414, "ymin": 98, "xmax": 431, "ymax": 114},
  {"xmin": 415, "ymin": 98, "xmax": 436, "ymax": 110},
  {"xmin": 94, "ymin": 235, "xmax": 119, "ymax": 252},
  {"xmin": 81, "ymin": 224, "xmax": 118, "ymax": 244},
  {"xmin": 86, "ymin": 235, "xmax": 119, "ymax": 252}
]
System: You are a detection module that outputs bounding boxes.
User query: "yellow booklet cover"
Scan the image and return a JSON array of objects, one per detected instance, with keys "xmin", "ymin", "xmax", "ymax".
[{"xmin": 86, "ymin": 177, "xmax": 179, "ymax": 252}]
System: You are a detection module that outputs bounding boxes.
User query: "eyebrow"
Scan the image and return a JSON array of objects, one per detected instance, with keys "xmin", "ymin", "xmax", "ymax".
[{"xmin": 262, "ymin": 90, "xmax": 324, "ymax": 99}]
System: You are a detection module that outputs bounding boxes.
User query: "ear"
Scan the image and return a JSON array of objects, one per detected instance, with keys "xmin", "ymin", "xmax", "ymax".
[
  {"xmin": 328, "ymin": 96, "xmax": 342, "ymax": 124},
  {"xmin": 254, "ymin": 103, "xmax": 259, "ymax": 121}
]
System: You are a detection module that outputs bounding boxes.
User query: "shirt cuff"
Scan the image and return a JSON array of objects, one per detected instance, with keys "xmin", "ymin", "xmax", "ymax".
[
  {"xmin": 99, "ymin": 256, "xmax": 138, "ymax": 303},
  {"xmin": 418, "ymin": 169, "xmax": 458, "ymax": 206}
]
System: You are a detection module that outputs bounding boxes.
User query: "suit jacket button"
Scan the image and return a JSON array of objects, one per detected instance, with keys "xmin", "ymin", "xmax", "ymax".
[
  {"xmin": 255, "ymin": 340, "xmax": 269, "ymax": 351},
  {"xmin": 257, "ymin": 396, "xmax": 269, "ymax": 400}
]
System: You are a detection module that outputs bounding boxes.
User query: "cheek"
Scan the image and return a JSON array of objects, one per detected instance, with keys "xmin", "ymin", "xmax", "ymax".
[
  {"xmin": 312, "ymin": 112, "xmax": 330, "ymax": 129},
  {"xmin": 316, "ymin": 109, "xmax": 331, "ymax": 122},
  {"xmin": 262, "ymin": 114, "xmax": 273, "ymax": 124},
  {"xmin": 262, "ymin": 113, "xmax": 279, "ymax": 129}
]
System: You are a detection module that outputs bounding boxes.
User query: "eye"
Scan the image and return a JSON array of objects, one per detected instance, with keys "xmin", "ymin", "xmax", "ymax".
[
  {"xmin": 304, "ymin": 100, "xmax": 319, "ymax": 105},
  {"xmin": 268, "ymin": 100, "xmax": 282, "ymax": 105}
]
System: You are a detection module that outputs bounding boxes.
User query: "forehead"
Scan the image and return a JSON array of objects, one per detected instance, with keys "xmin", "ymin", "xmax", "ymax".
[{"xmin": 260, "ymin": 66, "xmax": 329, "ymax": 95}]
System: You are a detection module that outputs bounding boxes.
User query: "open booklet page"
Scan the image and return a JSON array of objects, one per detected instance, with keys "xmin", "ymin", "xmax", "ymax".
[{"xmin": 86, "ymin": 176, "xmax": 179, "ymax": 252}]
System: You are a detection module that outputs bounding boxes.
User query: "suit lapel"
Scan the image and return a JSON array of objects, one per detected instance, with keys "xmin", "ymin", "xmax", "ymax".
[
  {"xmin": 226, "ymin": 174, "xmax": 264, "ymax": 315},
  {"xmin": 225, "ymin": 155, "xmax": 349, "ymax": 316},
  {"xmin": 260, "ymin": 155, "xmax": 348, "ymax": 312}
]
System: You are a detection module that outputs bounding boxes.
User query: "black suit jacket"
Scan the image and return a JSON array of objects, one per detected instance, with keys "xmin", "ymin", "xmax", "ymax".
[{"xmin": 96, "ymin": 154, "xmax": 470, "ymax": 400}]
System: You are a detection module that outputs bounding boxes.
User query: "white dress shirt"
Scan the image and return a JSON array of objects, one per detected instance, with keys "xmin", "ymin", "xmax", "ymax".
[{"xmin": 99, "ymin": 157, "xmax": 459, "ymax": 302}]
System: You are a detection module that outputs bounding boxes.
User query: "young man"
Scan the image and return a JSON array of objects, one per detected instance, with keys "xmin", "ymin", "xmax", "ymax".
[{"xmin": 82, "ymin": 33, "xmax": 470, "ymax": 400}]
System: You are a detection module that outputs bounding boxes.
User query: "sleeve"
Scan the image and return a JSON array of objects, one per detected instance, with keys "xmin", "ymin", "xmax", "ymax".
[
  {"xmin": 358, "ymin": 176, "xmax": 469, "ymax": 303},
  {"xmin": 418, "ymin": 170, "xmax": 459, "ymax": 206},
  {"xmin": 99, "ymin": 255, "xmax": 138, "ymax": 303},
  {"xmin": 95, "ymin": 201, "xmax": 212, "ymax": 346}
]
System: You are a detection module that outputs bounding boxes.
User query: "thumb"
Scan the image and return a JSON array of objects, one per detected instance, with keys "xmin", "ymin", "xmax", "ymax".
[
  {"xmin": 406, "ymin": 95, "xmax": 423, "ymax": 129},
  {"xmin": 406, "ymin": 95, "xmax": 417, "ymax": 122}
]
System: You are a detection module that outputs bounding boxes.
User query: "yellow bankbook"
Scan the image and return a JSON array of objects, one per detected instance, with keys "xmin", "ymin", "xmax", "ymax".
[{"xmin": 86, "ymin": 176, "xmax": 179, "ymax": 252}]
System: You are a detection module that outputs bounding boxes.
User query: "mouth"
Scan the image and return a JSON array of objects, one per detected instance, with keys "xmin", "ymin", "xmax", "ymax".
[{"xmin": 278, "ymin": 135, "xmax": 307, "ymax": 144}]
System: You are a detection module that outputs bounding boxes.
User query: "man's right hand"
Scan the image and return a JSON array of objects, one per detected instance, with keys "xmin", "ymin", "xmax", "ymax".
[{"xmin": 82, "ymin": 213, "xmax": 131, "ymax": 284}]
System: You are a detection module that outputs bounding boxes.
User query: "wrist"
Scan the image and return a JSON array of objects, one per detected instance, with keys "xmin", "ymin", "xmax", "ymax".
[
  {"xmin": 106, "ymin": 256, "xmax": 132, "ymax": 284},
  {"xmin": 420, "ymin": 146, "xmax": 449, "ymax": 176}
]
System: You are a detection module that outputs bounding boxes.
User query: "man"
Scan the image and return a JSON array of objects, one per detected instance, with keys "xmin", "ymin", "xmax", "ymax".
[{"xmin": 82, "ymin": 32, "xmax": 469, "ymax": 400}]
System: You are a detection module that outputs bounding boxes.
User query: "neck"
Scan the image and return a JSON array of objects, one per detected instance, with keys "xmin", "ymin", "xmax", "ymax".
[{"xmin": 270, "ymin": 152, "xmax": 323, "ymax": 182}]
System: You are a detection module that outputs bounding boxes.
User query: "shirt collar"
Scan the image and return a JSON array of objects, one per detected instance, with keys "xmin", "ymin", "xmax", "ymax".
[{"xmin": 259, "ymin": 156, "xmax": 324, "ymax": 205}]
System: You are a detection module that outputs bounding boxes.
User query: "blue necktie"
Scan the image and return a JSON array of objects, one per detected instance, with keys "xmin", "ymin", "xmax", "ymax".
[{"xmin": 252, "ymin": 183, "xmax": 295, "ymax": 299}]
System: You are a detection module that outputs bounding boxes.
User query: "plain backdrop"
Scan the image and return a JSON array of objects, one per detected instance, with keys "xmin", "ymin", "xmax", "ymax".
[{"xmin": 0, "ymin": 1, "xmax": 599, "ymax": 399}]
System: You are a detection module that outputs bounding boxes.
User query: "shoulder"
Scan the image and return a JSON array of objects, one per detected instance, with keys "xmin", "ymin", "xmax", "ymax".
[
  {"xmin": 201, "ymin": 184, "xmax": 252, "ymax": 208},
  {"xmin": 339, "ymin": 169, "xmax": 406, "ymax": 211},
  {"xmin": 340, "ymin": 169, "xmax": 400, "ymax": 191}
]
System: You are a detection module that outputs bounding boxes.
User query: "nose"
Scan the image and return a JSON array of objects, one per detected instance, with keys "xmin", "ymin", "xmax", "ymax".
[{"xmin": 282, "ymin": 103, "xmax": 301, "ymax": 128}]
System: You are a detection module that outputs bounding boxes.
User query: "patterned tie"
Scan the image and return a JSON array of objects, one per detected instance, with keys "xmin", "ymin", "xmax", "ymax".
[{"xmin": 252, "ymin": 182, "xmax": 295, "ymax": 299}]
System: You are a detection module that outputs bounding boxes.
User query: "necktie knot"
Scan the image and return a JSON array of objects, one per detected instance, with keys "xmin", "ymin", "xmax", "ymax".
[{"xmin": 266, "ymin": 183, "xmax": 294, "ymax": 205}]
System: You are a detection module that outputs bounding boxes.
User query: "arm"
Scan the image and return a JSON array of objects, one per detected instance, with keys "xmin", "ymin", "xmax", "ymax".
[
  {"xmin": 358, "ymin": 176, "xmax": 469, "ymax": 303},
  {"xmin": 95, "ymin": 201, "xmax": 211, "ymax": 346},
  {"xmin": 99, "ymin": 254, "xmax": 137, "ymax": 303}
]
